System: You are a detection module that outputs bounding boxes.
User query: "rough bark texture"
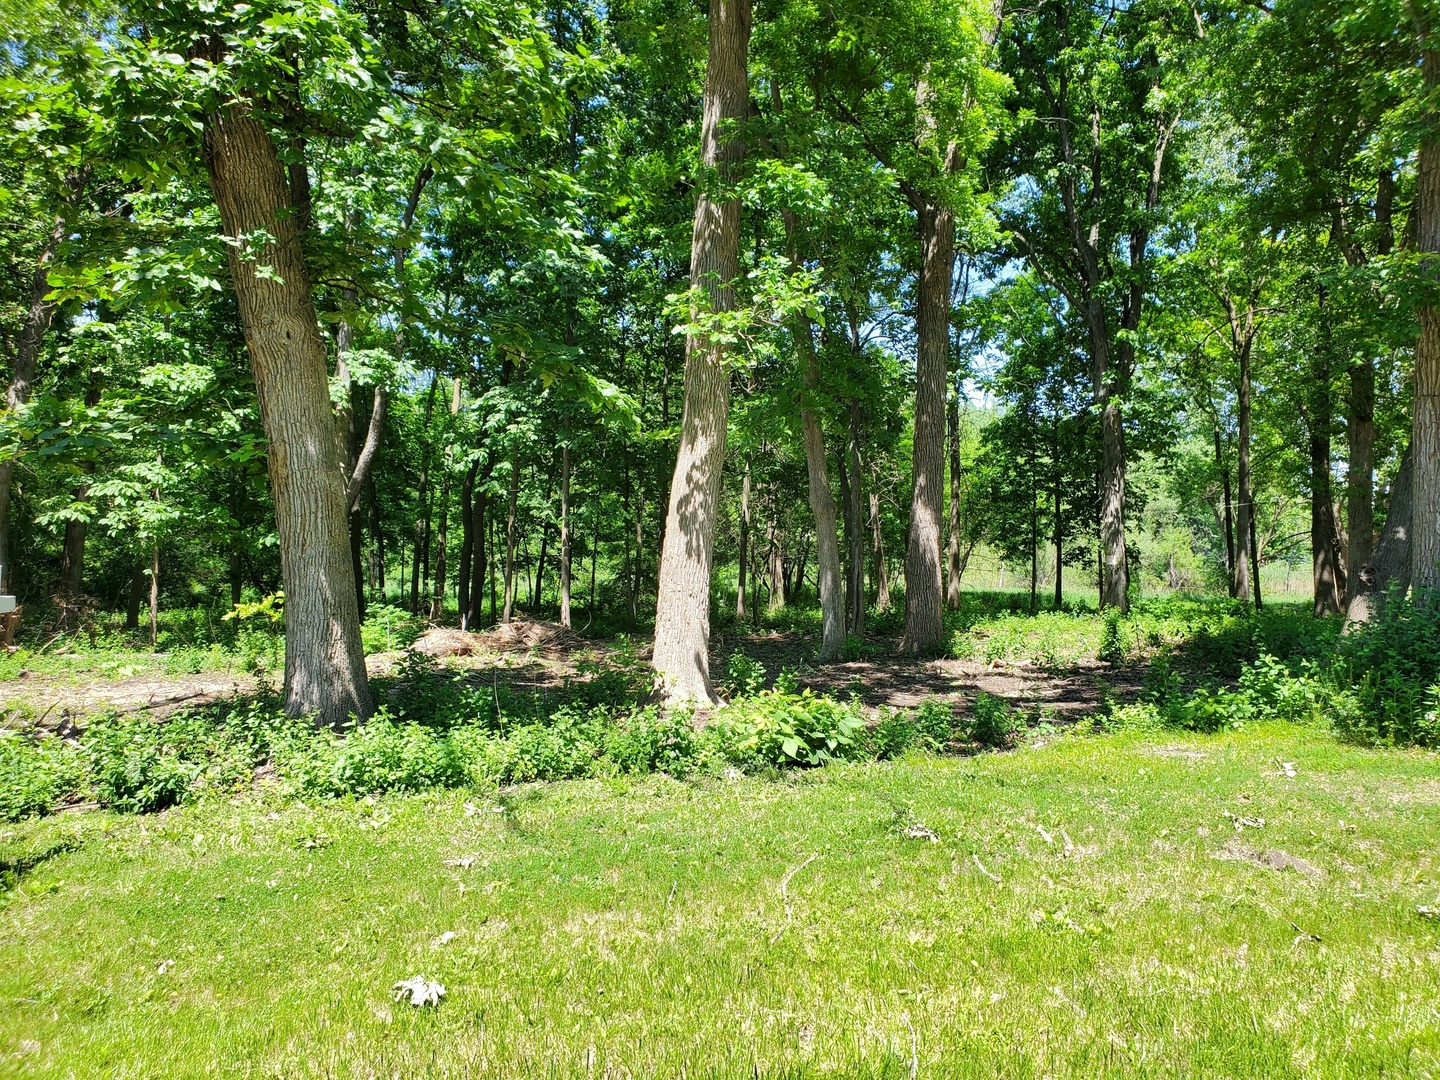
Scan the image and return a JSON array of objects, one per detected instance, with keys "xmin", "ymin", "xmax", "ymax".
[
  {"xmin": 652, "ymin": 0, "xmax": 750, "ymax": 704},
  {"xmin": 502, "ymin": 460, "xmax": 519, "ymax": 624},
  {"xmin": 869, "ymin": 481, "xmax": 891, "ymax": 612},
  {"xmin": 204, "ymin": 99, "xmax": 371, "ymax": 724},
  {"xmin": 1414, "ymin": 36, "xmax": 1440, "ymax": 591},
  {"xmin": 1215, "ymin": 428, "xmax": 1236, "ymax": 594},
  {"xmin": 901, "ymin": 198, "xmax": 954, "ymax": 653},
  {"xmin": 1344, "ymin": 447, "xmax": 1413, "ymax": 628},
  {"xmin": 0, "ymin": 219, "xmax": 64, "ymax": 594}
]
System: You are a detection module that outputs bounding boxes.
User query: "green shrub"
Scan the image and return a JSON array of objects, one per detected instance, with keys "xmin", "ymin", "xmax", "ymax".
[
  {"xmin": 84, "ymin": 714, "xmax": 200, "ymax": 813},
  {"xmin": 709, "ymin": 690, "xmax": 864, "ymax": 768},
  {"xmin": 1098, "ymin": 611, "xmax": 1126, "ymax": 664},
  {"xmin": 725, "ymin": 651, "xmax": 768, "ymax": 697},
  {"xmin": 0, "ymin": 730, "xmax": 86, "ymax": 821},
  {"xmin": 604, "ymin": 706, "xmax": 696, "ymax": 776},
  {"xmin": 857, "ymin": 708, "xmax": 921, "ymax": 760},
  {"xmin": 913, "ymin": 697, "xmax": 957, "ymax": 749},
  {"xmin": 1334, "ymin": 592, "xmax": 1440, "ymax": 746},
  {"xmin": 966, "ymin": 692, "xmax": 1021, "ymax": 748}
]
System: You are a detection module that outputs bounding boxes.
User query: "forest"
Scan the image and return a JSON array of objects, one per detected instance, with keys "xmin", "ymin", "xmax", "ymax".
[{"xmin": 2, "ymin": 0, "xmax": 1440, "ymax": 1076}]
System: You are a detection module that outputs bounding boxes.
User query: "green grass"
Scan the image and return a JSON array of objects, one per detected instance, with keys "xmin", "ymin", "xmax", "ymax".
[{"xmin": 2, "ymin": 724, "xmax": 1437, "ymax": 1078}]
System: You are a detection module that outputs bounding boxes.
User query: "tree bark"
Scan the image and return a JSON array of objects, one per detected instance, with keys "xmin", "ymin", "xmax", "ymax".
[
  {"xmin": 1344, "ymin": 446, "xmax": 1413, "ymax": 628},
  {"xmin": 468, "ymin": 483, "xmax": 487, "ymax": 630},
  {"xmin": 0, "ymin": 218, "xmax": 64, "ymax": 595},
  {"xmin": 1099, "ymin": 400, "xmax": 1129, "ymax": 611},
  {"xmin": 946, "ymin": 390, "xmax": 964, "ymax": 610},
  {"xmin": 652, "ymin": 0, "xmax": 750, "ymax": 704},
  {"xmin": 901, "ymin": 197, "xmax": 954, "ymax": 653},
  {"xmin": 126, "ymin": 562, "xmax": 145, "ymax": 631},
  {"xmin": 148, "ymin": 541, "xmax": 159, "ymax": 647},
  {"xmin": 458, "ymin": 459, "xmax": 475, "ymax": 627},
  {"xmin": 1413, "ymin": 28, "xmax": 1440, "ymax": 591},
  {"xmin": 203, "ymin": 95, "xmax": 371, "ymax": 724}
]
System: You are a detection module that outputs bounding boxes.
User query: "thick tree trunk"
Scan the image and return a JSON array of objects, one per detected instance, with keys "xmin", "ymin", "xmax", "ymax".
[
  {"xmin": 1414, "ymin": 35, "xmax": 1440, "ymax": 590},
  {"xmin": 946, "ymin": 391, "xmax": 964, "ymax": 610},
  {"xmin": 766, "ymin": 514, "xmax": 785, "ymax": 611},
  {"xmin": 652, "ymin": 0, "xmax": 750, "ymax": 704},
  {"xmin": 559, "ymin": 445, "xmax": 572, "ymax": 628},
  {"xmin": 58, "ymin": 517, "xmax": 88, "ymax": 601},
  {"xmin": 203, "ymin": 97, "xmax": 371, "ymax": 724},
  {"xmin": 1234, "ymin": 340, "xmax": 1254, "ymax": 603},
  {"xmin": 0, "ymin": 219, "xmax": 64, "ymax": 595},
  {"xmin": 902, "ymin": 198, "xmax": 954, "ymax": 653},
  {"xmin": 1344, "ymin": 446, "xmax": 1413, "ymax": 628}
]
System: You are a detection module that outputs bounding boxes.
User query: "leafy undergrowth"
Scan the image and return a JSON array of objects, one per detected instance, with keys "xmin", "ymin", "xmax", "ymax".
[{"xmin": 1, "ymin": 725, "xmax": 1436, "ymax": 1077}]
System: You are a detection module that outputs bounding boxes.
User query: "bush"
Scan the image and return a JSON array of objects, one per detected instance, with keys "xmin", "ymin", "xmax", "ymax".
[
  {"xmin": 84, "ymin": 714, "xmax": 200, "ymax": 813},
  {"xmin": 1333, "ymin": 592, "xmax": 1440, "ymax": 746},
  {"xmin": 0, "ymin": 730, "xmax": 86, "ymax": 821},
  {"xmin": 966, "ymin": 692, "xmax": 1021, "ymax": 748},
  {"xmin": 604, "ymin": 706, "xmax": 696, "ymax": 776},
  {"xmin": 708, "ymin": 689, "xmax": 865, "ymax": 768}
]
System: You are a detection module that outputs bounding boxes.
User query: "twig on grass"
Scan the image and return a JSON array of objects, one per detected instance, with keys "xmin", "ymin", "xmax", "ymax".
[
  {"xmin": 972, "ymin": 853, "xmax": 1002, "ymax": 883},
  {"xmin": 770, "ymin": 852, "xmax": 820, "ymax": 944}
]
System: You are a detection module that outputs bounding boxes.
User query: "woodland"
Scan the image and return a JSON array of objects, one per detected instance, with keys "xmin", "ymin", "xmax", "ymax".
[{"xmin": 1, "ymin": 0, "xmax": 1440, "ymax": 1075}]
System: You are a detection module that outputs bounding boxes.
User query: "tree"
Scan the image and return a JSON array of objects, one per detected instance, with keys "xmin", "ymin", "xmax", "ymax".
[{"xmin": 652, "ymin": 0, "xmax": 751, "ymax": 704}]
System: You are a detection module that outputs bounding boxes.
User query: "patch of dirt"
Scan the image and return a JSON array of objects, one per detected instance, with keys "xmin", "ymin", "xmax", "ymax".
[
  {"xmin": 1216, "ymin": 839, "xmax": 1324, "ymax": 879},
  {"xmin": 0, "ymin": 673, "xmax": 259, "ymax": 729},
  {"xmin": 710, "ymin": 630, "xmax": 1146, "ymax": 719}
]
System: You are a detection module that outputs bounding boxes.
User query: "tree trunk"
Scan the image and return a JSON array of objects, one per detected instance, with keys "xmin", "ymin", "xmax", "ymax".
[
  {"xmin": 1234, "ymin": 339, "xmax": 1254, "ymax": 603},
  {"xmin": 1099, "ymin": 400, "xmax": 1129, "ymax": 612},
  {"xmin": 502, "ymin": 460, "xmax": 519, "ymax": 623},
  {"xmin": 946, "ymin": 390, "xmax": 964, "ymax": 610},
  {"xmin": 458, "ymin": 460, "xmax": 475, "ymax": 628},
  {"xmin": 126, "ymin": 562, "xmax": 144, "ymax": 631},
  {"xmin": 902, "ymin": 197, "xmax": 954, "ymax": 653},
  {"xmin": 1413, "ymin": 29, "xmax": 1440, "ymax": 590},
  {"xmin": 869, "ymin": 481, "xmax": 891, "ymax": 612},
  {"xmin": 846, "ymin": 406, "xmax": 866, "ymax": 632},
  {"xmin": 535, "ymin": 519, "xmax": 551, "ymax": 614},
  {"xmin": 651, "ymin": 0, "xmax": 750, "ymax": 704},
  {"xmin": 1311, "ymin": 431, "xmax": 1343, "ymax": 615},
  {"xmin": 203, "ymin": 94, "xmax": 371, "ymax": 724},
  {"xmin": 0, "ymin": 218, "xmax": 64, "ymax": 595},
  {"xmin": 1053, "ymin": 480, "xmax": 1063, "ymax": 610},
  {"xmin": 1215, "ymin": 427, "xmax": 1236, "ymax": 595},
  {"xmin": 1344, "ymin": 446, "xmax": 1413, "ymax": 628},
  {"xmin": 766, "ymin": 514, "xmax": 785, "ymax": 611},
  {"xmin": 469, "ymin": 484, "xmax": 487, "ymax": 630},
  {"xmin": 148, "ymin": 541, "xmax": 159, "ymax": 647},
  {"xmin": 560, "ymin": 445, "xmax": 572, "ymax": 628},
  {"xmin": 1347, "ymin": 358, "xmax": 1375, "ymax": 603}
]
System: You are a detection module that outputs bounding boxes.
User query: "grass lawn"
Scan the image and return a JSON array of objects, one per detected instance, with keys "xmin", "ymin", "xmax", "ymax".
[{"xmin": 1, "ymin": 724, "xmax": 1438, "ymax": 1078}]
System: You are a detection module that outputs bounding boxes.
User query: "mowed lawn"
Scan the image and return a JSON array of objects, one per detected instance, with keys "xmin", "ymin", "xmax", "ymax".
[{"xmin": 2, "ymin": 725, "xmax": 1438, "ymax": 1078}]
